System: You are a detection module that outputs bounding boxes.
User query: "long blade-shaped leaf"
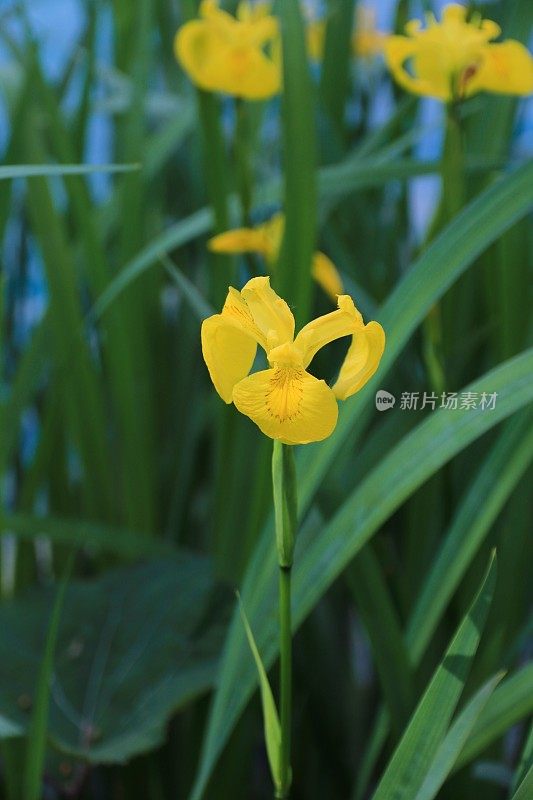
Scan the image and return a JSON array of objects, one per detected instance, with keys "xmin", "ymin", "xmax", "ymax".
[
  {"xmin": 412, "ymin": 673, "xmax": 505, "ymax": 800},
  {"xmin": 23, "ymin": 556, "xmax": 73, "ymax": 800},
  {"xmin": 371, "ymin": 553, "xmax": 497, "ymax": 800},
  {"xmin": 237, "ymin": 596, "xmax": 281, "ymax": 793}
]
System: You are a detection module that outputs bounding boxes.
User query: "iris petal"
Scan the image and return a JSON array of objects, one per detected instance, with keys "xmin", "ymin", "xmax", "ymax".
[
  {"xmin": 241, "ymin": 277, "xmax": 295, "ymax": 349},
  {"xmin": 201, "ymin": 315, "xmax": 257, "ymax": 402},
  {"xmin": 232, "ymin": 367, "xmax": 338, "ymax": 444},
  {"xmin": 333, "ymin": 321, "xmax": 386, "ymax": 400},
  {"xmin": 294, "ymin": 295, "xmax": 363, "ymax": 369}
]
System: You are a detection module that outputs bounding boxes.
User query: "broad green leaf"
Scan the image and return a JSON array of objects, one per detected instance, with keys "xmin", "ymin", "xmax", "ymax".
[
  {"xmin": 454, "ymin": 663, "xmax": 533, "ymax": 770},
  {"xmin": 0, "ymin": 555, "xmax": 230, "ymax": 763},
  {"xmin": 510, "ymin": 763, "xmax": 533, "ymax": 800},
  {"xmin": 413, "ymin": 672, "xmax": 504, "ymax": 800},
  {"xmin": 370, "ymin": 553, "xmax": 496, "ymax": 800},
  {"xmin": 188, "ymin": 349, "xmax": 533, "ymax": 800},
  {"xmin": 238, "ymin": 596, "xmax": 281, "ymax": 793}
]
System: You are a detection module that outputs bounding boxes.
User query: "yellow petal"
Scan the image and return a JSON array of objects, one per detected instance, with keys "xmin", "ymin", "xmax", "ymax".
[
  {"xmin": 201, "ymin": 314, "xmax": 257, "ymax": 402},
  {"xmin": 467, "ymin": 41, "xmax": 533, "ymax": 97},
  {"xmin": 208, "ymin": 228, "xmax": 269, "ymax": 256},
  {"xmin": 294, "ymin": 295, "xmax": 363, "ymax": 369},
  {"xmin": 241, "ymin": 276, "xmax": 295, "ymax": 350},
  {"xmin": 307, "ymin": 20, "xmax": 325, "ymax": 62},
  {"xmin": 383, "ymin": 35, "xmax": 438, "ymax": 98},
  {"xmin": 232, "ymin": 366, "xmax": 338, "ymax": 444},
  {"xmin": 174, "ymin": 21, "xmax": 225, "ymax": 93},
  {"xmin": 311, "ymin": 252, "xmax": 344, "ymax": 302},
  {"xmin": 221, "ymin": 286, "xmax": 267, "ymax": 349},
  {"xmin": 333, "ymin": 321, "xmax": 386, "ymax": 400},
  {"xmin": 214, "ymin": 46, "xmax": 280, "ymax": 99}
]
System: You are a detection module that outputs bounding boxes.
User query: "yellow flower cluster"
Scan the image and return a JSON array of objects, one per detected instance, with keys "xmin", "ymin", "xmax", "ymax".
[
  {"xmin": 208, "ymin": 214, "xmax": 344, "ymax": 303},
  {"xmin": 202, "ymin": 277, "xmax": 385, "ymax": 444},
  {"xmin": 174, "ymin": 0, "xmax": 280, "ymax": 100},
  {"xmin": 384, "ymin": 3, "xmax": 533, "ymax": 102}
]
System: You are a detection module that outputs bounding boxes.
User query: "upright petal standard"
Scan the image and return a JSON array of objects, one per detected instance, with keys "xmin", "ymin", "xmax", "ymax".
[
  {"xmin": 383, "ymin": 3, "xmax": 533, "ymax": 102},
  {"xmin": 201, "ymin": 277, "xmax": 385, "ymax": 444}
]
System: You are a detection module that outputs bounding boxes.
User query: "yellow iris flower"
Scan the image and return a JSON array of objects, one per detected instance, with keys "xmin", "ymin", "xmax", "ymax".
[
  {"xmin": 208, "ymin": 213, "xmax": 344, "ymax": 303},
  {"xmin": 174, "ymin": 0, "xmax": 280, "ymax": 100},
  {"xmin": 201, "ymin": 276, "xmax": 385, "ymax": 444},
  {"xmin": 384, "ymin": 3, "xmax": 533, "ymax": 102},
  {"xmin": 307, "ymin": 7, "xmax": 385, "ymax": 63}
]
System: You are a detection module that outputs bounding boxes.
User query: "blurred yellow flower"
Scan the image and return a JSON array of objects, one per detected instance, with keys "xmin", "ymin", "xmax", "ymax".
[
  {"xmin": 384, "ymin": 3, "xmax": 533, "ymax": 102},
  {"xmin": 174, "ymin": 0, "xmax": 281, "ymax": 100},
  {"xmin": 209, "ymin": 214, "xmax": 344, "ymax": 303},
  {"xmin": 307, "ymin": 6, "xmax": 384, "ymax": 63},
  {"xmin": 201, "ymin": 276, "xmax": 385, "ymax": 444}
]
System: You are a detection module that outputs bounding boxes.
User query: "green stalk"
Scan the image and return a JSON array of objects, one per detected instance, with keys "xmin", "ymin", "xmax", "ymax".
[
  {"xmin": 278, "ymin": 566, "xmax": 292, "ymax": 798},
  {"xmin": 272, "ymin": 440, "xmax": 297, "ymax": 798}
]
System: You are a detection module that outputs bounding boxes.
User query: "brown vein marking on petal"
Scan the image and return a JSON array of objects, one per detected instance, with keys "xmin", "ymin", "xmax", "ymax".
[
  {"xmin": 266, "ymin": 367, "xmax": 304, "ymax": 422},
  {"xmin": 459, "ymin": 60, "xmax": 481, "ymax": 94}
]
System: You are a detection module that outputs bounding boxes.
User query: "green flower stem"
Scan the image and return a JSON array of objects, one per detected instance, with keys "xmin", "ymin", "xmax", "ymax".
[
  {"xmin": 277, "ymin": 564, "xmax": 292, "ymax": 799},
  {"xmin": 272, "ymin": 440, "xmax": 297, "ymax": 798}
]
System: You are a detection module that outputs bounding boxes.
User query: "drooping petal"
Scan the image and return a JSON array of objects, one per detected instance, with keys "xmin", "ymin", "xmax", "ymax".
[
  {"xmin": 201, "ymin": 314, "xmax": 257, "ymax": 402},
  {"xmin": 241, "ymin": 277, "xmax": 295, "ymax": 350},
  {"xmin": 311, "ymin": 252, "xmax": 344, "ymax": 302},
  {"xmin": 232, "ymin": 366, "xmax": 338, "ymax": 444},
  {"xmin": 174, "ymin": 21, "xmax": 226, "ymax": 93},
  {"xmin": 208, "ymin": 228, "xmax": 269, "ymax": 256},
  {"xmin": 293, "ymin": 295, "xmax": 363, "ymax": 368},
  {"xmin": 467, "ymin": 41, "xmax": 533, "ymax": 97},
  {"xmin": 383, "ymin": 35, "xmax": 435, "ymax": 98},
  {"xmin": 220, "ymin": 46, "xmax": 281, "ymax": 99},
  {"xmin": 333, "ymin": 321, "xmax": 386, "ymax": 400}
]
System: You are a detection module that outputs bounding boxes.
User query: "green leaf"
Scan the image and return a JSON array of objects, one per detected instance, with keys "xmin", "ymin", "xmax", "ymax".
[
  {"xmin": 0, "ymin": 555, "xmax": 230, "ymax": 764},
  {"xmin": 0, "ymin": 163, "xmax": 139, "ymax": 180},
  {"xmin": 89, "ymin": 207, "xmax": 213, "ymax": 323},
  {"xmin": 161, "ymin": 255, "xmax": 214, "ymax": 322},
  {"xmin": 510, "ymin": 764, "xmax": 533, "ymax": 800},
  {"xmin": 406, "ymin": 408, "xmax": 533, "ymax": 663},
  {"xmin": 454, "ymin": 663, "xmax": 533, "ymax": 770},
  {"xmin": 237, "ymin": 595, "xmax": 282, "ymax": 793},
  {"xmin": 370, "ymin": 553, "xmax": 496, "ymax": 800},
  {"xmin": 412, "ymin": 672, "xmax": 505, "ymax": 800},
  {"xmin": 188, "ymin": 350, "xmax": 533, "ymax": 800},
  {"xmin": 277, "ymin": 0, "xmax": 316, "ymax": 327},
  {"xmin": 24, "ymin": 556, "xmax": 73, "ymax": 800},
  {"xmin": 297, "ymin": 160, "xmax": 533, "ymax": 516},
  {"xmin": 1, "ymin": 512, "xmax": 173, "ymax": 558}
]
